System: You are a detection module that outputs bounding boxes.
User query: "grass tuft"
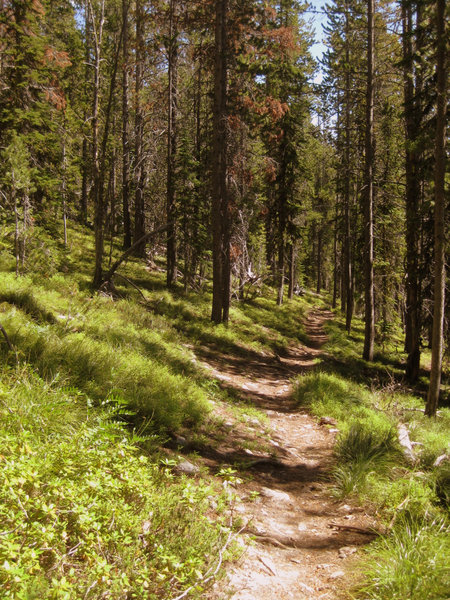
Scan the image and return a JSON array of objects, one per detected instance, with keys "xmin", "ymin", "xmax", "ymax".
[{"xmin": 359, "ymin": 516, "xmax": 450, "ymax": 600}]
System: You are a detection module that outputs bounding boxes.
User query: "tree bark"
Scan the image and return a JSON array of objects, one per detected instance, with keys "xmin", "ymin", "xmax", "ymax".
[
  {"xmin": 166, "ymin": 0, "xmax": 178, "ymax": 287},
  {"xmin": 93, "ymin": 4, "xmax": 124, "ymax": 287},
  {"xmin": 288, "ymin": 243, "xmax": 295, "ymax": 300},
  {"xmin": 133, "ymin": 0, "xmax": 146, "ymax": 257},
  {"xmin": 402, "ymin": 0, "xmax": 422, "ymax": 381},
  {"xmin": 343, "ymin": 7, "xmax": 353, "ymax": 333},
  {"xmin": 332, "ymin": 200, "xmax": 339, "ymax": 309},
  {"xmin": 363, "ymin": 0, "xmax": 375, "ymax": 361},
  {"xmin": 425, "ymin": 0, "xmax": 447, "ymax": 417},
  {"xmin": 91, "ymin": 0, "xmax": 105, "ymax": 288},
  {"xmin": 211, "ymin": 0, "xmax": 230, "ymax": 324},
  {"xmin": 122, "ymin": 0, "xmax": 132, "ymax": 249}
]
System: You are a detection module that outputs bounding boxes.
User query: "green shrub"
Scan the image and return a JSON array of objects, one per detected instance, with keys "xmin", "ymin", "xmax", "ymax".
[{"xmin": 0, "ymin": 367, "xmax": 229, "ymax": 600}]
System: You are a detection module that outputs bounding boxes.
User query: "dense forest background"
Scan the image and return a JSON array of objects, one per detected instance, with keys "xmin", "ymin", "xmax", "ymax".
[{"xmin": 0, "ymin": 0, "xmax": 448, "ymax": 410}]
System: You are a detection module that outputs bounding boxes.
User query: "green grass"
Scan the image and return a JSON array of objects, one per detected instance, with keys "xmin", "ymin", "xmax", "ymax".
[
  {"xmin": 0, "ymin": 366, "xmax": 230, "ymax": 600},
  {"xmin": 359, "ymin": 516, "xmax": 450, "ymax": 600}
]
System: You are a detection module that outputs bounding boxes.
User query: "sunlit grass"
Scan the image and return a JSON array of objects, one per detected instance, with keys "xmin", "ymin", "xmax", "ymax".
[{"xmin": 0, "ymin": 366, "xmax": 230, "ymax": 600}]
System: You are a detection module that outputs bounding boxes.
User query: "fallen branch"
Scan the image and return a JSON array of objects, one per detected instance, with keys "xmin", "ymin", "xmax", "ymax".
[
  {"xmin": 0, "ymin": 321, "xmax": 14, "ymax": 352},
  {"xmin": 243, "ymin": 528, "xmax": 292, "ymax": 548},
  {"xmin": 167, "ymin": 504, "xmax": 247, "ymax": 600},
  {"xmin": 329, "ymin": 522, "xmax": 380, "ymax": 535},
  {"xmin": 258, "ymin": 555, "xmax": 277, "ymax": 576},
  {"xmin": 101, "ymin": 223, "xmax": 170, "ymax": 286},
  {"xmin": 112, "ymin": 272, "xmax": 148, "ymax": 302},
  {"xmin": 0, "ymin": 321, "xmax": 18, "ymax": 363},
  {"xmin": 168, "ymin": 526, "xmax": 239, "ymax": 600}
]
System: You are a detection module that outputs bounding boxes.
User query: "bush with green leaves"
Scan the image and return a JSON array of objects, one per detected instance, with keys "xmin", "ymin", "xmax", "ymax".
[{"xmin": 0, "ymin": 367, "xmax": 230, "ymax": 600}]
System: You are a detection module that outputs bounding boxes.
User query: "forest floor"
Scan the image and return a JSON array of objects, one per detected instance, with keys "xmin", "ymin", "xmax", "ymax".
[{"xmin": 191, "ymin": 308, "xmax": 379, "ymax": 600}]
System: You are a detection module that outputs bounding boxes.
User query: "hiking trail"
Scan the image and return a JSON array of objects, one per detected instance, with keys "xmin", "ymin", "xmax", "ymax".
[{"xmin": 193, "ymin": 308, "xmax": 377, "ymax": 600}]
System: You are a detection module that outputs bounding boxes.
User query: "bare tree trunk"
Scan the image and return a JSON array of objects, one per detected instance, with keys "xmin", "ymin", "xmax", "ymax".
[
  {"xmin": 403, "ymin": 0, "xmax": 422, "ymax": 381},
  {"xmin": 166, "ymin": 0, "xmax": 178, "ymax": 287},
  {"xmin": 276, "ymin": 157, "xmax": 287, "ymax": 307},
  {"xmin": 288, "ymin": 243, "xmax": 295, "ymax": 300},
  {"xmin": 92, "ymin": 1, "xmax": 124, "ymax": 287},
  {"xmin": 276, "ymin": 232, "xmax": 285, "ymax": 306},
  {"xmin": 122, "ymin": 0, "xmax": 131, "ymax": 249},
  {"xmin": 332, "ymin": 200, "xmax": 339, "ymax": 308},
  {"xmin": 133, "ymin": 0, "xmax": 146, "ymax": 257},
  {"xmin": 211, "ymin": 0, "xmax": 230, "ymax": 323},
  {"xmin": 425, "ymin": 0, "xmax": 447, "ymax": 417},
  {"xmin": 317, "ymin": 226, "xmax": 322, "ymax": 294},
  {"xmin": 343, "ymin": 8, "xmax": 353, "ymax": 333},
  {"xmin": 80, "ymin": 7, "xmax": 91, "ymax": 225},
  {"xmin": 13, "ymin": 191, "xmax": 19, "ymax": 278},
  {"xmin": 91, "ymin": 0, "xmax": 106, "ymax": 287},
  {"xmin": 363, "ymin": 0, "xmax": 375, "ymax": 361},
  {"xmin": 62, "ymin": 133, "xmax": 67, "ymax": 248},
  {"xmin": 81, "ymin": 130, "xmax": 89, "ymax": 224}
]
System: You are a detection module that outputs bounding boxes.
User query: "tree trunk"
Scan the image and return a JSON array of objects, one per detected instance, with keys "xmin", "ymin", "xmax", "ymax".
[
  {"xmin": 211, "ymin": 0, "xmax": 230, "ymax": 324},
  {"xmin": 91, "ymin": 0, "xmax": 105, "ymax": 288},
  {"xmin": 343, "ymin": 8, "xmax": 353, "ymax": 333},
  {"xmin": 425, "ymin": 0, "xmax": 447, "ymax": 417},
  {"xmin": 166, "ymin": 0, "xmax": 178, "ymax": 287},
  {"xmin": 133, "ymin": 0, "xmax": 146, "ymax": 257},
  {"xmin": 122, "ymin": 0, "xmax": 131, "ymax": 249},
  {"xmin": 316, "ymin": 225, "xmax": 322, "ymax": 294},
  {"xmin": 363, "ymin": 0, "xmax": 375, "ymax": 361},
  {"xmin": 402, "ymin": 0, "xmax": 422, "ymax": 381},
  {"xmin": 276, "ymin": 151, "xmax": 287, "ymax": 307},
  {"xmin": 13, "ymin": 191, "xmax": 19, "ymax": 277},
  {"xmin": 62, "ymin": 134, "xmax": 67, "ymax": 247},
  {"xmin": 288, "ymin": 243, "xmax": 295, "ymax": 300},
  {"xmin": 332, "ymin": 201, "xmax": 339, "ymax": 309},
  {"xmin": 81, "ymin": 130, "xmax": 89, "ymax": 224},
  {"xmin": 92, "ymin": 2, "xmax": 124, "ymax": 287}
]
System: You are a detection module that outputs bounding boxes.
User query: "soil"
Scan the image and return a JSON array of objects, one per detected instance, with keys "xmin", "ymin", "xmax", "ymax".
[{"xmin": 186, "ymin": 308, "xmax": 378, "ymax": 599}]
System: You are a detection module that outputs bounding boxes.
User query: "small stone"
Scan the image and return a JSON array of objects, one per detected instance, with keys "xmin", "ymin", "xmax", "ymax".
[
  {"xmin": 329, "ymin": 570, "xmax": 345, "ymax": 580},
  {"xmin": 329, "ymin": 428, "xmax": 339, "ymax": 434},
  {"xmin": 338, "ymin": 546, "xmax": 357, "ymax": 559},
  {"xmin": 260, "ymin": 487, "xmax": 292, "ymax": 503},
  {"xmin": 174, "ymin": 460, "xmax": 200, "ymax": 475},
  {"xmin": 244, "ymin": 448, "xmax": 254, "ymax": 455},
  {"xmin": 174, "ymin": 435, "xmax": 188, "ymax": 447},
  {"xmin": 316, "ymin": 564, "xmax": 332, "ymax": 570}
]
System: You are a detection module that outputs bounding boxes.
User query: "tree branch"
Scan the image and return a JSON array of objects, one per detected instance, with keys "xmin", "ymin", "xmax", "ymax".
[{"xmin": 101, "ymin": 223, "xmax": 170, "ymax": 286}]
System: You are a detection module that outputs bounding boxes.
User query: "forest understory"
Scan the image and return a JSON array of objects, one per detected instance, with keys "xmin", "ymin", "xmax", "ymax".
[{"xmin": 0, "ymin": 224, "xmax": 448, "ymax": 600}]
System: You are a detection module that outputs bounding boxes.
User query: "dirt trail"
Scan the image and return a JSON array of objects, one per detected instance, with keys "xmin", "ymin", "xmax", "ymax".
[{"xmin": 196, "ymin": 308, "xmax": 377, "ymax": 600}]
